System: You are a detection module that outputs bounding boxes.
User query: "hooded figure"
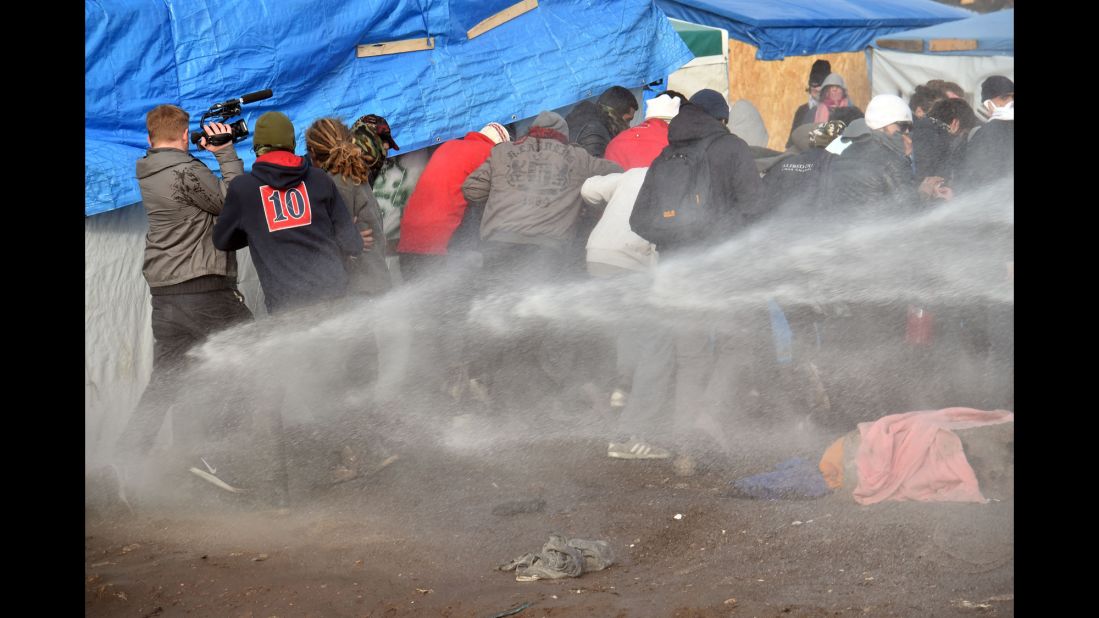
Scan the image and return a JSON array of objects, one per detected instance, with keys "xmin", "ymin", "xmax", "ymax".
[
  {"xmin": 396, "ymin": 121, "xmax": 511, "ymax": 271},
  {"xmin": 564, "ymin": 86, "xmax": 639, "ymax": 158},
  {"xmin": 957, "ymin": 76, "xmax": 1014, "ymax": 191},
  {"xmin": 819, "ymin": 95, "xmax": 920, "ymax": 215},
  {"xmin": 461, "ymin": 111, "xmax": 622, "ymax": 259},
  {"xmin": 213, "ymin": 111, "xmax": 363, "ymax": 313},
  {"xmin": 787, "ymin": 59, "xmax": 832, "ymax": 147},
  {"xmin": 814, "ymin": 73, "xmax": 857, "ymax": 124}
]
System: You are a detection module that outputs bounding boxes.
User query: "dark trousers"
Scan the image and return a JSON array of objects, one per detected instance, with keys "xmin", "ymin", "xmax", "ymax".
[{"xmin": 115, "ymin": 288, "xmax": 253, "ymax": 459}]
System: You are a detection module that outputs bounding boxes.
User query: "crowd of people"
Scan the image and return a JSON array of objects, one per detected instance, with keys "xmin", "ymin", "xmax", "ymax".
[{"xmin": 115, "ymin": 66, "xmax": 1014, "ymax": 504}]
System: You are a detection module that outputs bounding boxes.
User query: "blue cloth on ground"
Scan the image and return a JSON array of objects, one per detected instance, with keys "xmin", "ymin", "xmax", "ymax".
[{"xmin": 730, "ymin": 457, "xmax": 831, "ymax": 499}]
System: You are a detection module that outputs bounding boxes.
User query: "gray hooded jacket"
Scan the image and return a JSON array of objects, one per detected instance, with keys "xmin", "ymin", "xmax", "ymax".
[
  {"xmin": 136, "ymin": 145, "xmax": 244, "ymax": 289},
  {"xmin": 462, "ymin": 111, "xmax": 622, "ymax": 248}
]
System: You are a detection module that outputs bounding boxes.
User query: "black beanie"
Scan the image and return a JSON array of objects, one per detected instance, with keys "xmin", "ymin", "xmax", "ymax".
[
  {"xmin": 809, "ymin": 60, "xmax": 831, "ymax": 86},
  {"xmin": 981, "ymin": 75, "xmax": 1014, "ymax": 102}
]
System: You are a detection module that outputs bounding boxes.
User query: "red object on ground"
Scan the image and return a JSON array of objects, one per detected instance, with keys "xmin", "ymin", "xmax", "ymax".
[{"xmin": 905, "ymin": 305, "xmax": 934, "ymax": 345}]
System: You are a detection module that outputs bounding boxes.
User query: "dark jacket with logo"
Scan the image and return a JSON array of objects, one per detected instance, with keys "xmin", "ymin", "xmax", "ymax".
[
  {"xmin": 762, "ymin": 147, "xmax": 834, "ymax": 216},
  {"xmin": 213, "ymin": 151, "xmax": 363, "ymax": 313}
]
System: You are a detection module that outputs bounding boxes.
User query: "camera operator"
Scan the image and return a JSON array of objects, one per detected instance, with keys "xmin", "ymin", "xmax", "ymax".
[{"xmin": 114, "ymin": 105, "xmax": 254, "ymax": 484}]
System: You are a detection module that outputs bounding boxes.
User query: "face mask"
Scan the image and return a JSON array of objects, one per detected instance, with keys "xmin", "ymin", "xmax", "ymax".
[{"xmin": 983, "ymin": 100, "xmax": 1014, "ymax": 121}]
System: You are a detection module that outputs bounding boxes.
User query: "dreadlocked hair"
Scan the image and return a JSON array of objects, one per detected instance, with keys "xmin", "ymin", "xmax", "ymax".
[{"xmin": 306, "ymin": 117, "xmax": 372, "ymax": 185}]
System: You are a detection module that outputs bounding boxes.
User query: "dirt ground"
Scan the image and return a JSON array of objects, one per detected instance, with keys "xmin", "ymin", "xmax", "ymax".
[{"xmin": 85, "ymin": 431, "xmax": 1013, "ymax": 617}]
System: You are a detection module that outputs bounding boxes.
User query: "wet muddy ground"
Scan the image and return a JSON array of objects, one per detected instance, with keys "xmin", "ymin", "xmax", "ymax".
[{"xmin": 85, "ymin": 433, "xmax": 1013, "ymax": 617}]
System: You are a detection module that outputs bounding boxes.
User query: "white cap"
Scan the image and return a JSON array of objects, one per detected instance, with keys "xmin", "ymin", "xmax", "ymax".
[
  {"xmin": 644, "ymin": 94, "xmax": 681, "ymax": 121},
  {"xmin": 478, "ymin": 122, "xmax": 511, "ymax": 144},
  {"xmin": 864, "ymin": 94, "xmax": 913, "ymax": 130}
]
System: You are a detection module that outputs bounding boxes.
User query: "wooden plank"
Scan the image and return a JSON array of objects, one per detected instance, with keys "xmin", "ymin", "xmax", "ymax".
[
  {"xmin": 876, "ymin": 38, "xmax": 924, "ymax": 52},
  {"xmin": 928, "ymin": 38, "xmax": 979, "ymax": 52},
  {"xmin": 357, "ymin": 37, "xmax": 434, "ymax": 58},
  {"xmin": 467, "ymin": 0, "xmax": 538, "ymax": 40}
]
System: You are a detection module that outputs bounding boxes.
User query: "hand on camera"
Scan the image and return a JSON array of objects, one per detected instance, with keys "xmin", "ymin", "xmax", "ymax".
[{"xmin": 199, "ymin": 122, "xmax": 233, "ymax": 152}]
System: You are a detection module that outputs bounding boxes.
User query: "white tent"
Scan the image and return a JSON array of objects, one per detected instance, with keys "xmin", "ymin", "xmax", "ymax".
[{"xmin": 870, "ymin": 9, "xmax": 1013, "ymax": 111}]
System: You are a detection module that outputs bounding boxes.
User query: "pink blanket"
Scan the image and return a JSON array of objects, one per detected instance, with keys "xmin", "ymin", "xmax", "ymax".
[{"xmin": 853, "ymin": 407, "xmax": 1014, "ymax": 505}]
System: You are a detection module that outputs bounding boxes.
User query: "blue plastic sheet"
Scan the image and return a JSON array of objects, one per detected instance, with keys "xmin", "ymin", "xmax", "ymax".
[{"xmin": 85, "ymin": 0, "xmax": 693, "ymax": 216}]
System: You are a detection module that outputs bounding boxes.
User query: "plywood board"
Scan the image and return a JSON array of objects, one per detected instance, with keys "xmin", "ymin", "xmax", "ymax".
[{"xmin": 727, "ymin": 39, "xmax": 871, "ymax": 152}]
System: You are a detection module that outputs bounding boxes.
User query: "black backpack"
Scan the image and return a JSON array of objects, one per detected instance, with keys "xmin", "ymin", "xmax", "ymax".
[{"xmin": 630, "ymin": 133, "xmax": 723, "ymax": 248}]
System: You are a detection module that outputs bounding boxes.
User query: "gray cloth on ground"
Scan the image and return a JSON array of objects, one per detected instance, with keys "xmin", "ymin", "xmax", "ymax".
[{"xmin": 498, "ymin": 534, "xmax": 615, "ymax": 581}]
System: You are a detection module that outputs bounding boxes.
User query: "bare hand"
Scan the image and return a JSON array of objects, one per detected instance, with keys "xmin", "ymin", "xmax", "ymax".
[
  {"xmin": 353, "ymin": 217, "xmax": 375, "ymax": 251},
  {"xmin": 199, "ymin": 122, "xmax": 233, "ymax": 152},
  {"xmin": 918, "ymin": 176, "xmax": 952, "ymax": 200}
]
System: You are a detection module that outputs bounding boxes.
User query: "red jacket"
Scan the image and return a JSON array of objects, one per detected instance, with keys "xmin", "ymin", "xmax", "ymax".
[
  {"xmin": 397, "ymin": 132, "xmax": 496, "ymax": 255},
  {"xmin": 603, "ymin": 118, "xmax": 670, "ymax": 170}
]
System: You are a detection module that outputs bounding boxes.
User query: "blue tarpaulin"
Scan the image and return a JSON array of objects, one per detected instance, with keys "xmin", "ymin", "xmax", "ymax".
[
  {"xmin": 85, "ymin": 0, "xmax": 693, "ymax": 216},
  {"xmin": 871, "ymin": 9, "xmax": 1013, "ymax": 57},
  {"xmin": 655, "ymin": 0, "xmax": 971, "ymax": 60}
]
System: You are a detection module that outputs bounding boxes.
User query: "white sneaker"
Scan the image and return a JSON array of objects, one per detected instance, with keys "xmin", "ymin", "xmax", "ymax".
[
  {"xmin": 607, "ymin": 439, "xmax": 671, "ymax": 460},
  {"xmin": 610, "ymin": 389, "xmax": 628, "ymax": 409}
]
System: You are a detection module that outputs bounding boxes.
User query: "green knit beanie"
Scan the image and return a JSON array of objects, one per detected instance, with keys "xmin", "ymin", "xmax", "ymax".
[{"xmin": 253, "ymin": 111, "xmax": 296, "ymax": 153}]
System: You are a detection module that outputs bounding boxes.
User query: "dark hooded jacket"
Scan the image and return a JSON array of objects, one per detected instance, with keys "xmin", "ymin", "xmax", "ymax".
[
  {"xmin": 565, "ymin": 100, "xmax": 621, "ymax": 158},
  {"xmin": 956, "ymin": 119, "xmax": 1014, "ymax": 192},
  {"xmin": 462, "ymin": 111, "xmax": 622, "ymax": 249},
  {"xmin": 911, "ymin": 116, "xmax": 967, "ymax": 183},
  {"xmin": 213, "ymin": 151, "xmax": 363, "ymax": 313},
  {"xmin": 762, "ymin": 147, "xmax": 835, "ymax": 216},
  {"xmin": 631, "ymin": 105, "xmax": 764, "ymax": 251},
  {"xmin": 819, "ymin": 131, "xmax": 919, "ymax": 216}
]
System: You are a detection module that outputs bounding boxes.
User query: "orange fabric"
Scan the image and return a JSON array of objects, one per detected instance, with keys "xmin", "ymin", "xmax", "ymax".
[{"xmin": 819, "ymin": 436, "xmax": 846, "ymax": 489}]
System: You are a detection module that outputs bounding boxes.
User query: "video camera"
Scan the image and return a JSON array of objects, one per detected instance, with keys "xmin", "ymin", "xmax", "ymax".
[{"xmin": 189, "ymin": 89, "xmax": 273, "ymax": 147}]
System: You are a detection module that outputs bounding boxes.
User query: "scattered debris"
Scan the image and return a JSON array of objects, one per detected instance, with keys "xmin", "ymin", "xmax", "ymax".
[
  {"xmin": 415, "ymin": 588, "xmax": 433, "ymax": 594},
  {"xmin": 792, "ymin": 521, "xmax": 803, "ymax": 526},
  {"xmin": 252, "ymin": 554, "xmax": 269, "ymax": 562},
  {"xmin": 488, "ymin": 601, "xmax": 532, "ymax": 618},
  {"xmin": 673, "ymin": 513, "xmax": 684, "ymax": 520},
  {"xmin": 188, "ymin": 467, "xmax": 248, "ymax": 493},
  {"xmin": 115, "ymin": 591, "xmax": 128, "ymax": 601},
  {"xmin": 90, "ymin": 560, "xmax": 114, "ymax": 568},
  {"xmin": 120, "ymin": 544, "xmax": 141, "ymax": 554},
  {"xmin": 354, "ymin": 559, "xmax": 364, "ymax": 567},
  {"xmin": 724, "ymin": 598, "xmax": 738, "ymax": 606}
]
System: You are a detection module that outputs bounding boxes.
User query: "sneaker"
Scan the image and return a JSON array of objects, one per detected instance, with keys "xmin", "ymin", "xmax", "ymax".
[
  {"xmin": 607, "ymin": 439, "xmax": 671, "ymax": 460},
  {"xmin": 610, "ymin": 389, "xmax": 628, "ymax": 409}
]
